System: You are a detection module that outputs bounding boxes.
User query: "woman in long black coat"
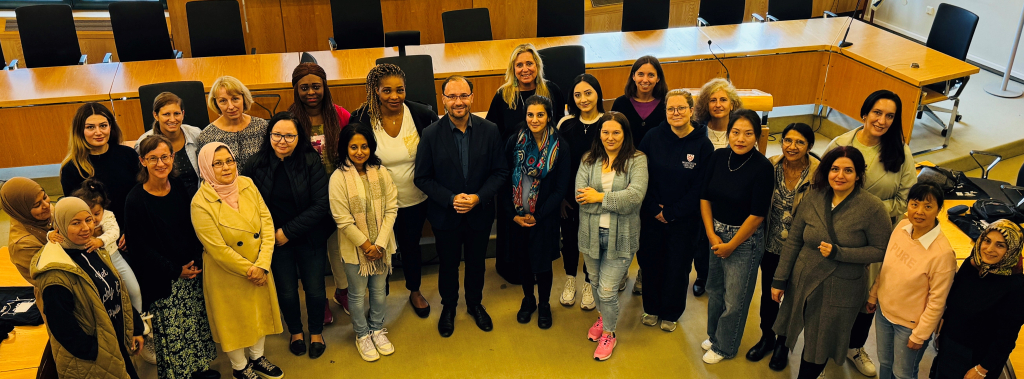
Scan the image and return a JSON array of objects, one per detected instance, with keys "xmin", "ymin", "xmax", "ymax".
[{"xmin": 501, "ymin": 95, "xmax": 572, "ymax": 329}]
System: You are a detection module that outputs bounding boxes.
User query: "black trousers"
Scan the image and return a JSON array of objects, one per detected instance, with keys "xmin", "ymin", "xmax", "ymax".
[
  {"xmin": 694, "ymin": 231, "xmax": 709, "ymax": 282},
  {"xmin": 934, "ymin": 334, "xmax": 988, "ymax": 379},
  {"xmin": 271, "ymin": 241, "xmax": 327, "ymax": 335},
  {"xmin": 797, "ymin": 359, "xmax": 827, "ymax": 379},
  {"xmin": 433, "ymin": 220, "xmax": 490, "ymax": 308},
  {"xmin": 395, "ymin": 202, "xmax": 429, "ymax": 292},
  {"xmin": 558, "ymin": 205, "xmax": 589, "ymax": 282},
  {"xmin": 758, "ymin": 252, "xmax": 782, "ymax": 337},
  {"xmin": 637, "ymin": 217, "xmax": 698, "ymax": 321},
  {"xmin": 849, "ymin": 310, "xmax": 875, "ymax": 349}
]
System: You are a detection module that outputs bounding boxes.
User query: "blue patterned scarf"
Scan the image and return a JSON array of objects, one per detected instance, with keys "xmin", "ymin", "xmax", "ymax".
[{"xmin": 512, "ymin": 125, "xmax": 559, "ymax": 216}]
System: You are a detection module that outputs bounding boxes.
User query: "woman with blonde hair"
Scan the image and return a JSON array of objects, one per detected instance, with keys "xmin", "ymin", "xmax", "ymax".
[
  {"xmin": 694, "ymin": 78, "xmax": 743, "ymax": 150},
  {"xmin": 485, "ymin": 43, "xmax": 566, "ymax": 141},
  {"xmin": 134, "ymin": 92, "xmax": 203, "ymax": 194},
  {"xmin": 60, "ymin": 102, "xmax": 140, "ymax": 235},
  {"xmin": 197, "ymin": 76, "xmax": 269, "ymax": 175}
]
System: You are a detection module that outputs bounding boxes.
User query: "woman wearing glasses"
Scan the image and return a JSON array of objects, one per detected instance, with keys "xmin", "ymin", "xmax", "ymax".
[
  {"xmin": 248, "ymin": 112, "xmax": 333, "ymax": 358},
  {"xmin": 191, "ymin": 142, "xmax": 285, "ymax": 379},
  {"xmin": 134, "ymin": 92, "xmax": 203, "ymax": 195}
]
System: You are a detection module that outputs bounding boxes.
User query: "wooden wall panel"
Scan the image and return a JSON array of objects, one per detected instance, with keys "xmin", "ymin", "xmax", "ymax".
[
  {"xmin": 0, "ymin": 31, "xmax": 118, "ymax": 65},
  {"xmin": 167, "ymin": 0, "xmax": 198, "ymax": 57},
  {"xmin": 585, "ymin": 0, "xmax": 700, "ymax": 34},
  {"xmin": 473, "ymin": 0, "xmax": 537, "ymax": 40},
  {"xmin": 725, "ymin": 52, "xmax": 828, "ymax": 106},
  {"xmin": 280, "ymin": 0, "xmax": 334, "ymax": 52},
  {"xmin": 0, "ymin": 103, "xmax": 82, "ymax": 168},
  {"xmin": 243, "ymin": 0, "xmax": 287, "ymax": 54},
  {"xmin": 821, "ymin": 54, "xmax": 920, "ymax": 142},
  {"xmin": 745, "ymin": 0, "xmax": 768, "ymax": 23},
  {"xmin": 381, "ymin": 0, "xmax": 473, "ymax": 45}
]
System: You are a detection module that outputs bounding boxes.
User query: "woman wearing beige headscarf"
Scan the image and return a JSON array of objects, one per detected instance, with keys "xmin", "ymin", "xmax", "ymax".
[
  {"xmin": 190, "ymin": 142, "xmax": 284, "ymax": 379},
  {"xmin": 31, "ymin": 197, "xmax": 144, "ymax": 379},
  {"xmin": 1, "ymin": 177, "xmax": 53, "ymax": 285}
]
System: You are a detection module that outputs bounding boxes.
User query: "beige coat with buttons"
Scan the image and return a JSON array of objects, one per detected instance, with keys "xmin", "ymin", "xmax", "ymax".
[{"xmin": 191, "ymin": 176, "xmax": 282, "ymax": 352}]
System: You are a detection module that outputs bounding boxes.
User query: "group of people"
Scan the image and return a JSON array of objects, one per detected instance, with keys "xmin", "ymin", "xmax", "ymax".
[{"xmin": 3, "ymin": 42, "xmax": 1023, "ymax": 379}]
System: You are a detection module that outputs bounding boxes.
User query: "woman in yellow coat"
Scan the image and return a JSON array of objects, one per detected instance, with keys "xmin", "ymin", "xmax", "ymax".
[{"xmin": 190, "ymin": 142, "xmax": 285, "ymax": 379}]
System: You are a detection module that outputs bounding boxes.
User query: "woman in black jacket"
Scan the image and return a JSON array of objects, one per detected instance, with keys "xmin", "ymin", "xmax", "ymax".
[
  {"xmin": 502, "ymin": 95, "xmax": 572, "ymax": 329},
  {"xmin": 350, "ymin": 63, "xmax": 440, "ymax": 318},
  {"xmin": 610, "ymin": 55, "xmax": 668, "ymax": 144},
  {"xmin": 485, "ymin": 43, "xmax": 566, "ymax": 143},
  {"xmin": 247, "ymin": 112, "xmax": 333, "ymax": 359}
]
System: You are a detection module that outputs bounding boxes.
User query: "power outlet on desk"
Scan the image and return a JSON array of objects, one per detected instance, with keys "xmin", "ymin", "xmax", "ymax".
[{"xmin": 926, "ymin": 6, "xmax": 935, "ymax": 15}]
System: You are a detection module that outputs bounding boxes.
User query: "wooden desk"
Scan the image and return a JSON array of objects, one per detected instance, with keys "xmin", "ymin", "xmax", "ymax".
[{"xmin": 0, "ymin": 246, "xmax": 49, "ymax": 379}]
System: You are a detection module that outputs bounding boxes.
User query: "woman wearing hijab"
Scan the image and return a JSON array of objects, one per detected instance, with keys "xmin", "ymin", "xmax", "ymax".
[
  {"xmin": 932, "ymin": 220, "xmax": 1024, "ymax": 379},
  {"xmin": 2, "ymin": 177, "xmax": 52, "ymax": 285},
  {"xmin": 30, "ymin": 197, "xmax": 144, "ymax": 379},
  {"xmin": 190, "ymin": 142, "xmax": 284, "ymax": 379}
]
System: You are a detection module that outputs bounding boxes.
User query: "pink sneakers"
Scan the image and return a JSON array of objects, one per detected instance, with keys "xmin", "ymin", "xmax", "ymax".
[
  {"xmin": 594, "ymin": 333, "xmax": 617, "ymax": 361},
  {"xmin": 587, "ymin": 317, "xmax": 604, "ymax": 341}
]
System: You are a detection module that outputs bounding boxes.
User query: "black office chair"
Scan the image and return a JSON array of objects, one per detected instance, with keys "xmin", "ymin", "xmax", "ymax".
[
  {"xmin": 186, "ymin": 0, "xmax": 249, "ymax": 58},
  {"xmin": 109, "ymin": 2, "xmax": 181, "ymax": 62},
  {"xmin": 622, "ymin": 0, "xmax": 670, "ymax": 32},
  {"xmin": 385, "ymin": 31, "xmax": 421, "ymax": 56},
  {"xmin": 538, "ymin": 45, "xmax": 584, "ymax": 100},
  {"xmin": 751, "ymin": 0, "xmax": 838, "ymax": 22},
  {"xmin": 139, "ymin": 81, "xmax": 211, "ymax": 132},
  {"xmin": 537, "ymin": 0, "xmax": 584, "ymax": 37},
  {"xmin": 442, "ymin": 8, "xmax": 493, "ymax": 43},
  {"xmin": 697, "ymin": 0, "xmax": 745, "ymax": 26},
  {"xmin": 15, "ymin": 5, "xmax": 107, "ymax": 67},
  {"xmin": 913, "ymin": 3, "xmax": 979, "ymax": 155},
  {"xmin": 300, "ymin": 52, "xmax": 317, "ymax": 64},
  {"xmin": 376, "ymin": 55, "xmax": 438, "ymax": 113}
]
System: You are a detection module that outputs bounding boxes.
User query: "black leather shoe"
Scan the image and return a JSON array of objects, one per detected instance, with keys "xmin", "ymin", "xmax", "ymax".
[
  {"xmin": 537, "ymin": 303, "xmax": 552, "ymax": 329},
  {"xmin": 410, "ymin": 295, "xmax": 430, "ymax": 319},
  {"xmin": 693, "ymin": 279, "xmax": 706, "ymax": 297},
  {"xmin": 308, "ymin": 339, "xmax": 326, "ymax": 359},
  {"xmin": 768, "ymin": 343, "xmax": 790, "ymax": 371},
  {"xmin": 289, "ymin": 338, "xmax": 306, "ymax": 356},
  {"xmin": 745, "ymin": 335, "xmax": 776, "ymax": 362},
  {"xmin": 191, "ymin": 369, "xmax": 221, "ymax": 379},
  {"xmin": 438, "ymin": 307, "xmax": 456, "ymax": 337},
  {"xmin": 467, "ymin": 304, "xmax": 493, "ymax": 332},
  {"xmin": 517, "ymin": 298, "xmax": 537, "ymax": 324}
]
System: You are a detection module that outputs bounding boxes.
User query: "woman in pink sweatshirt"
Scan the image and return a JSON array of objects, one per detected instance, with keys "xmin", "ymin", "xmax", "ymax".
[{"xmin": 867, "ymin": 182, "xmax": 957, "ymax": 379}]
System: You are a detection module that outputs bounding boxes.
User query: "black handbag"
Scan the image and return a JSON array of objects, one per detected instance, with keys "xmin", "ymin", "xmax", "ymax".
[
  {"xmin": 971, "ymin": 198, "xmax": 1022, "ymax": 223},
  {"xmin": 917, "ymin": 166, "xmax": 963, "ymax": 193}
]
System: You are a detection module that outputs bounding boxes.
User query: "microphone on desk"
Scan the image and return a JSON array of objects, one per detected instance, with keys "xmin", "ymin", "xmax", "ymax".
[
  {"xmin": 707, "ymin": 40, "xmax": 731, "ymax": 82},
  {"xmin": 838, "ymin": 0, "xmax": 866, "ymax": 48}
]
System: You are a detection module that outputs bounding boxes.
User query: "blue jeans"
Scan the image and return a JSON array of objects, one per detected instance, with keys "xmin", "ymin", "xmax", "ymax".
[
  {"xmin": 706, "ymin": 219, "xmax": 764, "ymax": 358},
  {"xmin": 343, "ymin": 263, "xmax": 387, "ymax": 338},
  {"xmin": 582, "ymin": 228, "xmax": 633, "ymax": 333},
  {"xmin": 875, "ymin": 308, "xmax": 930, "ymax": 379}
]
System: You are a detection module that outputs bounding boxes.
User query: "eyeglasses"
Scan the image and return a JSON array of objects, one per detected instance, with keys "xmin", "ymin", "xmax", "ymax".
[
  {"xmin": 443, "ymin": 93, "xmax": 472, "ymax": 101},
  {"xmin": 782, "ymin": 138, "xmax": 807, "ymax": 147},
  {"xmin": 299, "ymin": 83, "xmax": 323, "ymax": 92},
  {"xmin": 270, "ymin": 133, "xmax": 298, "ymax": 143},
  {"xmin": 666, "ymin": 106, "xmax": 690, "ymax": 114},
  {"xmin": 144, "ymin": 155, "xmax": 173, "ymax": 164},
  {"xmin": 211, "ymin": 159, "xmax": 237, "ymax": 169}
]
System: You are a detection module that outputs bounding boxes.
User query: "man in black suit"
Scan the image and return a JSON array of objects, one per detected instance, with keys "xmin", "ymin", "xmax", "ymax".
[{"xmin": 414, "ymin": 75, "xmax": 508, "ymax": 337}]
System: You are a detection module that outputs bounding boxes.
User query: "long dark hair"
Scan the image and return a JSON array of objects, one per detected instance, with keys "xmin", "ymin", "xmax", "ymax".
[
  {"xmin": 860, "ymin": 90, "xmax": 906, "ymax": 173},
  {"xmin": 623, "ymin": 55, "xmax": 668, "ymax": 100},
  {"xmin": 62, "ymin": 102, "xmax": 124, "ymax": 179},
  {"xmin": 335, "ymin": 123, "xmax": 382, "ymax": 169},
  {"xmin": 289, "ymin": 62, "xmax": 343, "ymax": 166},
  {"xmin": 812, "ymin": 146, "xmax": 867, "ymax": 191},
  {"xmin": 583, "ymin": 111, "xmax": 642, "ymax": 174},
  {"xmin": 249, "ymin": 111, "xmax": 313, "ymax": 171},
  {"xmin": 567, "ymin": 73, "xmax": 605, "ymax": 118}
]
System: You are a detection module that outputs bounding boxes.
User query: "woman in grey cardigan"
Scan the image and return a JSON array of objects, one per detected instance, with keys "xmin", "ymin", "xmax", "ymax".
[
  {"xmin": 770, "ymin": 146, "xmax": 892, "ymax": 379},
  {"xmin": 576, "ymin": 112, "xmax": 648, "ymax": 361}
]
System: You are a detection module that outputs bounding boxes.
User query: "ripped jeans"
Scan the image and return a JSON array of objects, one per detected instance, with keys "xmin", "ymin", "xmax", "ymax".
[{"xmin": 581, "ymin": 228, "xmax": 634, "ymax": 333}]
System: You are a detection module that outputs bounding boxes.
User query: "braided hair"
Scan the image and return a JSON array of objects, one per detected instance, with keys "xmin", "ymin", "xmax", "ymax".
[
  {"xmin": 360, "ymin": 63, "xmax": 406, "ymax": 131},
  {"xmin": 289, "ymin": 63, "xmax": 343, "ymax": 167}
]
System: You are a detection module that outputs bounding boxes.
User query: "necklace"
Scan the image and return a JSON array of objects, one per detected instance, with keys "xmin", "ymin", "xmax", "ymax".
[
  {"xmin": 709, "ymin": 128, "xmax": 727, "ymax": 144},
  {"xmin": 728, "ymin": 150, "xmax": 752, "ymax": 172}
]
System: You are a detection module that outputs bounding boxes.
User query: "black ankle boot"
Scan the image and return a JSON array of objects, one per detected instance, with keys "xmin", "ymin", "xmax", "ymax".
[
  {"xmin": 537, "ymin": 303, "xmax": 552, "ymax": 329},
  {"xmin": 768, "ymin": 343, "xmax": 790, "ymax": 371},
  {"xmin": 746, "ymin": 335, "xmax": 776, "ymax": 362},
  {"xmin": 516, "ymin": 297, "xmax": 537, "ymax": 324}
]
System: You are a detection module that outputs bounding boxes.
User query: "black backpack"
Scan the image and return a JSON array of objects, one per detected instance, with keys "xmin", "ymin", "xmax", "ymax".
[{"xmin": 972, "ymin": 198, "xmax": 1024, "ymax": 223}]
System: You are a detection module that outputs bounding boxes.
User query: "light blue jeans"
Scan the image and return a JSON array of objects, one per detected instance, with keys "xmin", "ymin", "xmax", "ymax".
[
  {"xmin": 706, "ymin": 219, "xmax": 764, "ymax": 358},
  {"xmin": 582, "ymin": 228, "xmax": 633, "ymax": 333},
  {"xmin": 875, "ymin": 307, "xmax": 931, "ymax": 379},
  {"xmin": 109, "ymin": 251, "xmax": 142, "ymax": 313},
  {"xmin": 343, "ymin": 263, "xmax": 387, "ymax": 338}
]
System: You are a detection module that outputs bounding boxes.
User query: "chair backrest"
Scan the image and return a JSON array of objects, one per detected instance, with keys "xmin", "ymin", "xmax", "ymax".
[
  {"xmin": 537, "ymin": 0, "xmax": 584, "ymax": 37},
  {"xmin": 139, "ymin": 81, "xmax": 211, "ymax": 133},
  {"xmin": 538, "ymin": 45, "xmax": 585, "ymax": 100},
  {"xmin": 15, "ymin": 5, "xmax": 83, "ymax": 68},
  {"xmin": 0, "ymin": 38, "xmax": 6, "ymax": 68},
  {"xmin": 926, "ymin": 3, "xmax": 979, "ymax": 62},
  {"xmin": 622, "ymin": 0, "xmax": 670, "ymax": 32},
  {"xmin": 442, "ymin": 8, "xmax": 493, "ymax": 43},
  {"xmin": 330, "ymin": 0, "xmax": 385, "ymax": 50},
  {"xmin": 109, "ymin": 1, "xmax": 176, "ymax": 62},
  {"xmin": 186, "ymin": 0, "xmax": 247, "ymax": 58},
  {"xmin": 768, "ymin": 0, "xmax": 814, "ymax": 21},
  {"xmin": 698, "ymin": 0, "xmax": 746, "ymax": 26},
  {"xmin": 376, "ymin": 55, "xmax": 438, "ymax": 113}
]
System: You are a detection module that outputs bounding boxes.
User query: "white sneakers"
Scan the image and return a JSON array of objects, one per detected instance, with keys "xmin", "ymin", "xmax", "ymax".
[
  {"xmin": 847, "ymin": 347, "xmax": 877, "ymax": 376},
  {"xmin": 357, "ymin": 329, "xmax": 395, "ymax": 361},
  {"xmin": 140, "ymin": 334, "xmax": 157, "ymax": 365},
  {"xmin": 700, "ymin": 339, "xmax": 724, "ymax": 364},
  {"xmin": 559, "ymin": 276, "xmax": 576, "ymax": 306},
  {"xmin": 356, "ymin": 335, "xmax": 379, "ymax": 362},
  {"xmin": 580, "ymin": 283, "xmax": 596, "ymax": 310},
  {"xmin": 371, "ymin": 329, "xmax": 394, "ymax": 356}
]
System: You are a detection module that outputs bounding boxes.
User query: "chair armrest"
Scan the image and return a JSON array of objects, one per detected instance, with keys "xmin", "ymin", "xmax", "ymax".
[
  {"xmin": 328, "ymin": 37, "xmax": 337, "ymax": 51},
  {"xmin": 768, "ymin": 15, "xmax": 779, "ymax": 22},
  {"xmin": 823, "ymin": 11, "xmax": 838, "ymax": 18},
  {"xmin": 8, "ymin": 59, "xmax": 17, "ymax": 70},
  {"xmin": 698, "ymin": 17, "xmax": 709, "ymax": 26},
  {"xmin": 950, "ymin": 76, "xmax": 970, "ymax": 100},
  {"xmin": 250, "ymin": 47, "xmax": 256, "ymax": 55},
  {"xmin": 102, "ymin": 53, "xmax": 112, "ymax": 63},
  {"xmin": 752, "ymin": 13, "xmax": 765, "ymax": 22},
  {"xmin": 79, "ymin": 55, "xmax": 88, "ymax": 65}
]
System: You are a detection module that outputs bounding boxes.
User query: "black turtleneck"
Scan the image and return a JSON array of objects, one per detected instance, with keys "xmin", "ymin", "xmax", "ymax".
[{"xmin": 699, "ymin": 147, "xmax": 774, "ymax": 226}]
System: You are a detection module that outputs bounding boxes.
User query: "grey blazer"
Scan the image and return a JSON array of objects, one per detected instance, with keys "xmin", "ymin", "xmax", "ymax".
[
  {"xmin": 772, "ymin": 186, "xmax": 891, "ymax": 365},
  {"xmin": 576, "ymin": 152, "xmax": 648, "ymax": 260}
]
